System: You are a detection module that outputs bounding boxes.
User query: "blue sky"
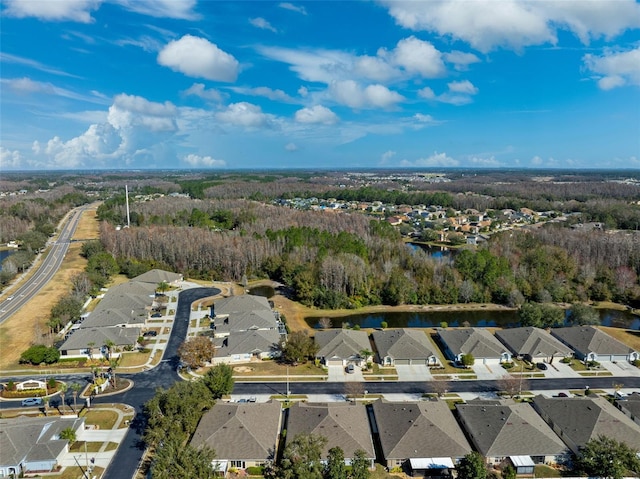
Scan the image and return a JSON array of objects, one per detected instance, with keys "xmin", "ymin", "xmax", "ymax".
[{"xmin": 1, "ymin": 0, "xmax": 639, "ymax": 170}]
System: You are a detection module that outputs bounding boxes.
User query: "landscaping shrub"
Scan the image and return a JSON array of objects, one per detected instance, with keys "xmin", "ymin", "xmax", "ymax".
[{"xmin": 246, "ymin": 466, "xmax": 263, "ymax": 475}]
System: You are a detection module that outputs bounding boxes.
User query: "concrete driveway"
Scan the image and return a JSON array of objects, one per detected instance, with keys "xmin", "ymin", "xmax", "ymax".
[
  {"xmin": 601, "ymin": 361, "xmax": 640, "ymax": 377},
  {"xmin": 395, "ymin": 364, "xmax": 432, "ymax": 382},
  {"xmin": 471, "ymin": 363, "xmax": 505, "ymax": 380},
  {"xmin": 327, "ymin": 365, "xmax": 364, "ymax": 382}
]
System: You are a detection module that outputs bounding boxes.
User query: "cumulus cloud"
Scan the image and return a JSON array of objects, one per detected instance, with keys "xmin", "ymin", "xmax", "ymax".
[
  {"xmin": 444, "ymin": 50, "xmax": 481, "ymax": 70},
  {"xmin": 469, "ymin": 156, "xmax": 501, "ymax": 167},
  {"xmin": 114, "ymin": 0, "xmax": 198, "ymax": 19},
  {"xmin": 329, "ymin": 80, "xmax": 404, "ymax": 109},
  {"xmin": 216, "ymin": 102, "xmax": 272, "ymax": 128},
  {"xmin": 3, "ymin": 0, "xmax": 100, "ymax": 22},
  {"xmin": 183, "ymin": 83, "xmax": 224, "ymax": 102},
  {"xmin": 413, "ymin": 113, "xmax": 439, "ymax": 125},
  {"xmin": 381, "ymin": 150, "xmax": 396, "ymax": 162},
  {"xmin": 383, "ymin": 36, "xmax": 445, "ymax": 78},
  {"xmin": 583, "ymin": 47, "xmax": 640, "ymax": 90},
  {"xmin": 1, "ymin": 147, "xmax": 23, "ymax": 169},
  {"xmin": 294, "ymin": 105, "xmax": 339, "ymax": 125},
  {"xmin": 158, "ymin": 35, "xmax": 239, "ymax": 82},
  {"xmin": 279, "ymin": 2, "xmax": 307, "ymax": 15},
  {"xmin": 250, "ymin": 17, "xmax": 277, "ymax": 32},
  {"xmin": 182, "ymin": 154, "xmax": 226, "ymax": 167},
  {"xmin": 448, "ymin": 80, "xmax": 479, "ymax": 95},
  {"xmin": 230, "ymin": 86, "xmax": 294, "ymax": 102},
  {"xmin": 380, "ymin": 0, "xmax": 640, "ymax": 51},
  {"xmin": 418, "ymin": 81, "xmax": 478, "ymax": 105},
  {"xmin": 402, "ymin": 151, "xmax": 459, "ymax": 167},
  {"xmin": 285, "ymin": 142, "xmax": 298, "ymax": 151}
]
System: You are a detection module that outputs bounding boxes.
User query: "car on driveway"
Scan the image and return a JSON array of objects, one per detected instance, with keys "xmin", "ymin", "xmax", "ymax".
[
  {"xmin": 151, "ymin": 313, "xmax": 162, "ymax": 318},
  {"xmin": 21, "ymin": 397, "xmax": 43, "ymax": 407},
  {"xmin": 143, "ymin": 330, "xmax": 158, "ymax": 337},
  {"xmin": 346, "ymin": 364, "xmax": 355, "ymax": 374},
  {"xmin": 537, "ymin": 362, "xmax": 548, "ymax": 370}
]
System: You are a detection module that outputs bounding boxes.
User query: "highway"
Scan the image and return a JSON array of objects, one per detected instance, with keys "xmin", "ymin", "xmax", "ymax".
[{"xmin": 0, "ymin": 204, "xmax": 92, "ymax": 323}]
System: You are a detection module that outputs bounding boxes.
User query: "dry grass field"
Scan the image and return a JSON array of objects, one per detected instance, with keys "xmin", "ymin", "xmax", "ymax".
[{"xmin": 0, "ymin": 206, "xmax": 99, "ymax": 370}]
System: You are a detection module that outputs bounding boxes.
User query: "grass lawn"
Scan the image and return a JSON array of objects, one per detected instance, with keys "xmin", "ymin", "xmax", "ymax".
[
  {"xmin": 52, "ymin": 466, "xmax": 104, "ymax": 479},
  {"xmin": 534, "ymin": 464, "xmax": 562, "ymax": 477},
  {"xmin": 82, "ymin": 409, "xmax": 119, "ymax": 429},
  {"xmin": 69, "ymin": 441, "xmax": 103, "ymax": 453},
  {"xmin": 119, "ymin": 351, "xmax": 152, "ymax": 368},
  {"xmin": 600, "ymin": 326, "xmax": 640, "ymax": 353},
  {"xmin": 370, "ymin": 464, "xmax": 406, "ymax": 478}
]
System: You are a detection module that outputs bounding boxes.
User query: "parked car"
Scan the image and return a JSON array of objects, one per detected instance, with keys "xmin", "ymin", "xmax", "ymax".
[
  {"xmin": 151, "ymin": 313, "xmax": 162, "ymax": 318},
  {"xmin": 537, "ymin": 362, "xmax": 548, "ymax": 370},
  {"xmin": 21, "ymin": 397, "xmax": 43, "ymax": 407},
  {"xmin": 346, "ymin": 364, "xmax": 355, "ymax": 374},
  {"xmin": 143, "ymin": 330, "xmax": 158, "ymax": 337}
]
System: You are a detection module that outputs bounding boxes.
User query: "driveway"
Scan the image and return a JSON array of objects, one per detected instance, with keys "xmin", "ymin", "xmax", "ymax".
[
  {"xmin": 600, "ymin": 361, "xmax": 640, "ymax": 377},
  {"xmin": 395, "ymin": 364, "xmax": 432, "ymax": 382},
  {"xmin": 471, "ymin": 363, "xmax": 505, "ymax": 380},
  {"xmin": 543, "ymin": 361, "xmax": 580, "ymax": 378},
  {"xmin": 327, "ymin": 365, "xmax": 364, "ymax": 382}
]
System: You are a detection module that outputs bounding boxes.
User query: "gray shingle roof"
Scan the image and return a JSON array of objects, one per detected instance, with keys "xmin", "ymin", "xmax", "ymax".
[
  {"xmin": 372, "ymin": 399, "xmax": 471, "ymax": 461},
  {"xmin": 550, "ymin": 326, "xmax": 635, "ymax": 356},
  {"xmin": 80, "ymin": 307, "xmax": 148, "ymax": 328},
  {"xmin": 214, "ymin": 329, "xmax": 280, "ymax": 357},
  {"xmin": 131, "ymin": 269, "xmax": 182, "ymax": 284},
  {"xmin": 456, "ymin": 400, "xmax": 567, "ymax": 457},
  {"xmin": 60, "ymin": 327, "xmax": 140, "ymax": 351},
  {"xmin": 214, "ymin": 295, "xmax": 271, "ymax": 316},
  {"xmin": 372, "ymin": 329, "xmax": 437, "ymax": 361},
  {"xmin": 314, "ymin": 329, "xmax": 371, "ymax": 361},
  {"xmin": 532, "ymin": 395, "xmax": 640, "ymax": 453},
  {"xmin": 495, "ymin": 327, "xmax": 572, "ymax": 358},
  {"xmin": 214, "ymin": 310, "xmax": 278, "ymax": 335},
  {"xmin": 286, "ymin": 402, "xmax": 375, "ymax": 459},
  {"xmin": 191, "ymin": 401, "xmax": 281, "ymax": 461},
  {"xmin": 438, "ymin": 328, "xmax": 509, "ymax": 359}
]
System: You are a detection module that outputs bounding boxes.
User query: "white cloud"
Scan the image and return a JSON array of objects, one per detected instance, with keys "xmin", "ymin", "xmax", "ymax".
[
  {"xmin": 182, "ymin": 154, "xmax": 226, "ymax": 167},
  {"xmin": 298, "ymin": 86, "xmax": 309, "ymax": 97},
  {"xmin": 329, "ymin": 80, "xmax": 404, "ymax": 109},
  {"xmin": 583, "ymin": 47, "xmax": 640, "ymax": 90},
  {"xmin": 384, "ymin": 36, "xmax": 445, "ymax": 78},
  {"xmin": 216, "ymin": 102, "xmax": 272, "ymax": 128},
  {"xmin": 381, "ymin": 150, "xmax": 396, "ymax": 162},
  {"xmin": 380, "ymin": 0, "xmax": 640, "ymax": 51},
  {"xmin": 469, "ymin": 156, "xmax": 501, "ymax": 167},
  {"xmin": 158, "ymin": 35, "xmax": 239, "ymax": 82},
  {"xmin": 444, "ymin": 50, "xmax": 481, "ymax": 70},
  {"xmin": 1, "ymin": 77, "xmax": 109, "ymax": 104},
  {"xmin": 114, "ymin": 0, "xmax": 198, "ymax": 20},
  {"xmin": 3, "ymin": 0, "xmax": 100, "ymax": 22},
  {"xmin": 402, "ymin": 151, "xmax": 459, "ymax": 167},
  {"xmin": 279, "ymin": 2, "xmax": 307, "ymax": 15},
  {"xmin": 183, "ymin": 83, "xmax": 224, "ymax": 102},
  {"xmin": 413, "ymin": 113, "xmax": 438, "ymax": 125},
  {"xmin": 108, "ymin": 94, "xmax": 177, "ymax": 132},
  {"xmin": 294, "ymin": 105, "xmax": 339, "ymax": 125},
  {"xmin": 418, "ymin": 87, "xmax": 436, "ymax": 99},
  {"xmin": 0, "ymin": 147, "xmax": 23, "ymax": 169},
  {"xmin": 115, "ymin": 35, "xmax": 162, "ymax": 52},
  {"xmin": 250, "ymin": 17, "xmax": 277, "ymax": 33},
  {"xmin": 354, "ymin": 55, "xmax": 399, "ymax": 82},
  {"xmin": 0, "ymin": 52, "xmax": 81, "ymax": 78},
  {"xmin": 285, "ymin": 142, "xmax": 298, "ymax": 151},
  {"xmin": 230, "ymin": 86, "xmax": 294, "ymax": 102},
  {"xmin": 448, "ymin": 80, "xmax": 479, "ymax": 95}
]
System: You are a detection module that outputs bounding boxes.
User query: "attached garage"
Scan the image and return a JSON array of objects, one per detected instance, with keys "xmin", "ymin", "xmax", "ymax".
[
  {"xmin": 326, "ymin": 357, "xmax": 345, "ymax": 366},
  {"xmin": 395, "ymin": 359, "xmax": 411, "ymax": 365}
]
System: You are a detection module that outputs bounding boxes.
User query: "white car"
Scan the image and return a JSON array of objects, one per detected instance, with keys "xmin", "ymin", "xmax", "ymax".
[{"xmin": 21, "ymin": 397, "xmax": 43, "ymax": 407}]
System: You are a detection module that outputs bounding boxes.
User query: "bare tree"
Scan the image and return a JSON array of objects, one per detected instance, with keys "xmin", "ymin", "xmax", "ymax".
[
  {"xmin": 430, "ymin": 377, "xmax": 451, "ymax": 398},
  {"xmin": 498, "ymin": 374, "xmax": 525, "ymax": 398},
  {"xmin": 344, "ymin": 382, "xmax": 365, "ymax": 401},
  {"xmin": 318, "ymin": 317, "xmax": 332, "ymax": 329}
]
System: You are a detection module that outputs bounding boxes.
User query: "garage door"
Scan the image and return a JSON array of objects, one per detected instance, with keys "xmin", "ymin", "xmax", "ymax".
[
  {"xmin": 326, "ymin": 358, "xmax": 344, "ymax": 366},
  {"xmin": 395, "ymin": 359, "xmax": 411, "ymax": 365},
  {"xmin": 610, "ymin": 355, "xmax": 628, "ymax": 362}
]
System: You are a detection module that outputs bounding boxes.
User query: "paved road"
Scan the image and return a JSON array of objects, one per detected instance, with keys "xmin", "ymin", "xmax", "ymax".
[{"xmin": 0, "ymin": 204, "xmax": 93, "ymax": 323}]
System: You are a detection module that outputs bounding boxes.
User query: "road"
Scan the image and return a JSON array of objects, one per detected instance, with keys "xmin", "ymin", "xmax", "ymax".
[{"xmin": 0, "ymin": 204, "xmax": 92, "ymax": 323}]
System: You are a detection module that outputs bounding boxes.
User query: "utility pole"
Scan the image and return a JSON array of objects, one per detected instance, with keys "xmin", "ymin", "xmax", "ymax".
[{"xmin": 125, "ymin": 184, "xmax": 130, "ymax": 228}]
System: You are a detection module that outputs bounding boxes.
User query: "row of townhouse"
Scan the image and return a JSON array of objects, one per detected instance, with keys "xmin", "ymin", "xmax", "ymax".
[
  {"xmin": 188, "ymin": 394, "xmax": 640, "ymax": 477},
  {"xmin": 58, "ymin": 269, "xmax": 183, "ymax": 358}
]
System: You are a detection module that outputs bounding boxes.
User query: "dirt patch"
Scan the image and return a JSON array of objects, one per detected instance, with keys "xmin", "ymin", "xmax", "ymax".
[
  {"xmin": 600, "ymin": 326, "xmax": 640, "ymax": 352},
  {"xmin": 72, "ymin": 203, "xmax": 101, "ymax": 240},
  {"xmin": 233, "ymin": 366, "xmax": 254, "ymax": 373}
]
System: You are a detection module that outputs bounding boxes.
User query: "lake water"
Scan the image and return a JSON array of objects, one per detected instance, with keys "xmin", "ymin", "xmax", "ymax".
[
  {"xmin": 306, "ymin": 308, "xmax": 640, "ymax": 330},
  {"xmin": 407, "ymin": 242, "xmax": 453, "ymax": 261},
  {"xmin": 248, "ymin": 285, "xmax": 275, "ymax": 298},
  {"xmin": 0, "ymin": 250, "xmax": 15, "ymax": 272}
]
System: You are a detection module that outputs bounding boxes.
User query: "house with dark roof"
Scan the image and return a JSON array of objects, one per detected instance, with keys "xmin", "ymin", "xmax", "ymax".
[
  {"xmin": 371, "ymin": 329, "xmax": 440, "ymax": 366},
  {"xmin": 0, "ymin": 416, "xmax": 85, "ymax": 476},
  {"xmin": 550, "ymin": 326, "xmax": 639, "ymax": 363},
  {"xmin": 372, "ymin": 399, "xmax": 471, "ymax": 476},
  {"xmin": 131, "ymin": 269, "xmax": 182, "ymax": 285},
  {"xmin": 456, "ymin": 400, "xmax": 568, "ymax": 472},
  {"xmin": 190, "ymin": 401, "xmax": 282, "ymax": 474},
  {"xmin": 59, "ymin": 326, "xmax": 141, "ymax": 358},
  {"xmin": 212, "ymin": 295, "xmax": 271, "ymax": 319},
  {"xmin": 437, "ymin": 328, "xmax": 511, "ymax": 364},
  {"xmin": 285, "ymin": 402, "xmax": 375, "ymax": 468},
  {"xmin": 212, "ymin": 329, "xmax": 281, "ymax": 364},
  {"xmin": 532, "ymin": 395, "xmax": 640, "ymax": 454},
  {"xmin": 212, "ymin": 310, "xmax": 278, "ymax": 338},
  {"xmin": 495, "ymin": 327, "xmax": 572, "ymax": 363},
  {"xmin": 314, "ymin": 329, "xmax": 372, "ymax": 366},
  {"xmin": 616, "ymin": 392, "xmax": 640, "ymax": 426}
]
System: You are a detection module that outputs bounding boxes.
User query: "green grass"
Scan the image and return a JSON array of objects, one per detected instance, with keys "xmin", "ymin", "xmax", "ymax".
[{"xmin": 534, "ymin": 464, "xmax": 562, "ymax": 477}]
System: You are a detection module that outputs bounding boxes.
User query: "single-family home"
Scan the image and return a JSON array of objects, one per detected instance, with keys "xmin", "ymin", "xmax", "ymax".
[
  {"xmin": 0, "ymin": 416, "xmax": 85, "ymax": 477},
  {"xmin": 212, "ymin": 329, "xmax": 281, "ymax": 364},
  {"xmin": 314, "ymin": 329, "xmax": 372, "ymax": 367},
  {"xmin": 285, "ymin": 402, "xmax": 375, "ymax": 467},
  {"xmin": 438, "ymin": 328, "xmax": 512, "ymax": 364},
  {"xmin": 131, "ymin": 269, "xmax": 183, "ymax": 286},
  {"xmin": 212, "ymin": 295, "xmax": 271, "ymax": 319},
  {"xmin": 495, "ymin": 327, "xmax": 573, "ymax": 364},
  {"xmin": 532, "ymin": 395, "xmax": 640, "ymax": 454},
  {"xmin": 190, "ymin": 401, "xmax": 282, "ymax": 475},
  {"xmin": 371, "ymin": 329, "xmax": 440, "ymax": 366},
  {"xmin": 212, "ymin": 310, "xmax": 278, "ymax": 338},
  {"xmin": 59, "ymin": 327, "xmax": 141, "ymax": 358},
  {"xmin": 550, "ymin": 326, "xmax": 639, "ymax": 363},
  {"xmin": 616, "ymin": 392, "xmax": 640, "ymax": 426},
  {"xmin": 372, "ymin": 399, "xmax": 471, "ymax": 476},
  {"xmin": 456, "ymin": 400, "xmax": 568, "ymax": 473}
]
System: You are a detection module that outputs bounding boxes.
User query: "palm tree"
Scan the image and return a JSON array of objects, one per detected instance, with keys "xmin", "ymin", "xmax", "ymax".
[
  {"xmin": 70, "ymin": 383, "xmax": 82, "ymax": 413},
  {"xmin": 156, "ymin": 281, "xmax": 169, "ymax": 294},
  {"xmin": 104, "ymin": 339, "xmax": 115, "ymax": 361},
  {"xmin": 109, "ymin": 358, "xmax": 118, "ymax": 388},
  {"xmin": 58, "ymin": 383, "xmax": 68, "ymax": 414},
  {"xmin": 60, "ymin": 427, "xmax": 77, "ymax": 443},
  {"xmin": 86, "ymin": 342, "xmax": 95, "ymax": 360}
]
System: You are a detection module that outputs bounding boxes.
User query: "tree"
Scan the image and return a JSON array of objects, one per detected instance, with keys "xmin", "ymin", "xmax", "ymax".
[
  {"xmin": 457, "ymin": 451, "xmax": 487, "ymax": 479},
  {"xmin": 568, "ymin": 303, "xmax": 600, "ymax": 326},
  {"xmin": 109, "ymin": 358, "xmax": 118, "ymax": 387},
  {"xmin": 325, "ymin": 446, "xmax": 346, "ymax": 479},
  {"xmin": 87, "ymin": 342, "xmax": 95, "ymax": 359},
  {"xmin": 344, "ymin": 382, "xmax": 365, "ymax": 401},
  {"xmin": 59, "ymin": 427, "xmax": 77, "ymax": 443},
  {"xmin": 497, "ymin": 374, "xmax": 523, "ymax": 398},
  {"xmin": 151, "ymin": 438, "xmax": 217, "ymax": 479},
  {"xmin": 58, "ymin": 383, "xmax": 68, "ymax": 414},
  {"xmin": 178, "ymin": 336, "xmax": 215, "ymax": 370},
  {"xmin": 70, "ymin": 383, "xmax": 82, "ymax": 413},
  {"xmin": 502, "ymin": 464, "xmax": 517, "ymax": 479},
  {"xmin": 104, "ymin": 339, "xmax": 115, "ymax": 360},
  {"xmin": 430, "ymin": 377, "xmax": 450, "ymax": 398},
  {"xmin": 518, "ymin": 302, "xmax": 564, "ymax": 328},
  {"xmin": 281, "ymin": 330, "xmax": 318, "ymax": 365},
  {"xmin": 19, "ymin": 344, "xmax": 59, "ymax": 365},
  {"xmin": 156, "ymin": 281, "xmax": 170, "ymax": 294},
  {"xmin": 460, "ymin": 353, "xmax": 475, "ymax": 367},
  {"xmin": 278, "ymin": 433, "xmax": 327, "ymax": 479},
  {"xmin": 350, "ymin": 449, "xmax": 370, "ymax": 479},
  {"xmin": 202, "ymin": 363, "xmax": 234, "ymax": 399},
  {"xmin": 573, "ymin": 435, "xmax": 640, "ymax": 479},
  {"xmin": 318, "ymin": 317, "xmax": 332, "ymax": 329}
]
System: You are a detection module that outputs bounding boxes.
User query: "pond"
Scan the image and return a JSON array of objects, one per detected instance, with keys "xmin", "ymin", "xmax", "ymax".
[
  {"xmin": 407, "ymin": 242, "xmax": 454, "ymax": 261},
  {"xmin": 0, "ymin": 250, "xmax": 15, "ymax": 272},
  {"xmin": 248, "ymin": 285, "xmax": 275, "ymax": 298},
  {"xmin": 305, "ymin": 308, "xmax": 640, "ymax": 330}
]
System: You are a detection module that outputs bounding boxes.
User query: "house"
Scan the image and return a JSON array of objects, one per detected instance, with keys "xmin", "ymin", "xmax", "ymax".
[
  {"xmin": 212, "ymin": 295, "xmax": 271, "ymax": 319},
  {"xmin": 550, "ymin": 326, "xmax": 639, "ymax": 363},
  {"xmin": 59, "ymin": 326, "xmax": 140, "ymax": 358},
  {"xmin": 212, "ymin": 310, "xmax": 278, "ymax": 338},
  {"xmin": 79, "ymin": 281, "xmax": 157, "ymax": 329},
  {"xmin": 190, "ymin": 401, "xmax": 282, "ymax": 474},
  {"xmin": 131, "ymin": 268, "xmax": 183, "ymax": 285},
  {"xmin": 495, "ymin": 327, "xmax": 572, "ymax": 363},
  {"xmin": 314, "ymin": 329, "xmax": 372, "ymax": 366},
  {"xmin": 371, "ymin": 329, "xmax": 440, "ymax": 366},
  {"xmin": 456, "ymin": 400, "xmax": 568, "ymax": 472},
  {"xmin": 212, "ymin": 329, "xmax": 281, "ymax": 364},
  {"xmin": 285, "ymin": 402, "xmax": 375, "ymax": 467},
  {"xmin": 0, "ymin": 416, "xmax": 85, "ymax": 476},
  {"xmin": 437, "ymin": 328, "xmax": 512, "ymax": 364},
  {"xmin": 532, "ymin": 395, "xmax": 640, "ymax": 454},
  {"xmin": 616, "ymin": 392, "xmax": 640, "ymax": 426},
  {"xmin": 372, "ymin": 399, "xmax": 471, "ymax": 476}
]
